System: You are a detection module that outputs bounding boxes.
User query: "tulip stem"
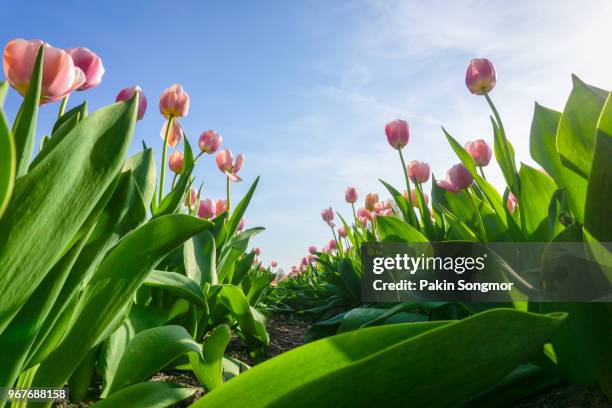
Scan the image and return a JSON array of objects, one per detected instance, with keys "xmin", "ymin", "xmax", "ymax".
[
  {"xmin": 467, "ymin": 190, "xmax": 488, "ymax": 243},
  {"xmin": 479, "ymin": 166, "xmax": 487, "ymax": 180},
  {"xmin": 398, "ymin": 149, "xmax": 418, "ymax": 229},
  {"xmin": 330, "ymin": 225, "xmax": 341, "ymax": 254},
  {"xmin": 159, "ymin": 116, "xmax": 175, "ymax": 204},
  {"xmin": 58, "ymin": 95, "xmax": 69, "ymax": 119},
  {"xmin": 171, "ymin": 173, "xmax": 178, "ymax": 189},
  {"xmin": 194, "ymin": 151, "xmax": 204, "ymax": 162},
  {"xmin": 226, "ymin": 176, "xmax": 231, "ymax": 213}
]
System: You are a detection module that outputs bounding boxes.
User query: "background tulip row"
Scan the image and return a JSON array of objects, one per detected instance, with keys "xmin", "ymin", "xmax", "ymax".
[{"xmin": 259, "ymin": 59, "xmax": 612, "ymax": 407}]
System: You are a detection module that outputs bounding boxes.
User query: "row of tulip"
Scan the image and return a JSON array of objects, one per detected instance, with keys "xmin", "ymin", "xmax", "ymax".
[{"xmin": 0, "ymin": 38, "xmax": 277, "ymax": 407}]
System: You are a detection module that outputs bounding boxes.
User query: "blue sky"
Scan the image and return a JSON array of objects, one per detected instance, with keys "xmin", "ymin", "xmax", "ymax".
[{"xmin": 3, "ymin": 1, "xmax": 612, "ymax": 270}]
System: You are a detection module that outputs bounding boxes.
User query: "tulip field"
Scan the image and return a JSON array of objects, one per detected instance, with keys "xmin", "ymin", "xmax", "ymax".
[{"xmin": 0, "ymin": 37, "xmax": 611, "ymax": 408}]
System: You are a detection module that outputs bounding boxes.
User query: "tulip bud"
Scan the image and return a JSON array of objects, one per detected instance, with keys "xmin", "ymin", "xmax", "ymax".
[
  {"xmin": 160, "ymin": 119, "xmax": 184, "ymax": 147},
  {"xmin": 237, "ymin": 217, "xmax": 246, "ymax": 232},
  {"xmin": 338, "ymin": 227, "xmax": 347, "ymax": 238},
  {"xmin": 66, "ymin": 47, "xmax": 105, "ymax": 90},
  {"xmin": 301, "ymin": 256, "xmax": 309, "ymax": 266},
  {"xmin": 199, "ymin": 130, "xmax": 222, "ymax": 154},
  {"xmin": 407, "ymin": 160, "xmax": 430, "ymax": 183},
  {"xmin": 465, "ymin": 58, "xmax": 496, "ymax": 95},
  {"xmin": 357, "ymin": 207, "xmax": 372, "ymax": 221},
  {"xmin": 507, "ymin": 192, "xmax": 518, "ymax": 213},
  {"xmin": 438, "ymin": 164, "xmax": 473, "ymax": 193},
  {"xmin": 345, "ymin": 186, "xmax": 358, "ymax": 203},
  {"xmin": 384, "ymin": 119, "xmax": 409, "ymax": 149},
  {"xmin": 328, "ymin": 239, "xmax": 337, "ymax": 250},
  {"xmin": 168, "ymin": 151, "xmax": 184, "ymax": 173},
  {"xmin": 198, "ymin": 198, "xmax": 216, "ymax": 219},
  {"xmin": 365, "ymin": 193, "xmax": 379, "ymax": 211},
  {"xmin": 116, "ymin": 86, "xmax": 147, "ymax": 120},
  {"xmin": 465, "ymin": 140, "xmax": 492, "ymax": 167},
  {"xmin": 271, "ymin": 261, "xmax": 278, "ymax": 268},
  {"xmin": 159, "ymin": 84, "xmax": 190, "ymax": 118},
  {"xmin": 308, "ymin": 245, "xmax": 317, "ymax": 255},
  {"xmin": 321, "ymin": 246, "xmax": 329, "ymax": 254},
  {"xmin": 185, "ymin": 188, "xmax": 197, "ymax": 208},
  {"xmin": 3, "ymin": 38, "xmax": 85, "ymax": 104},
  {"xmin": 321, "ymin": 207, "xmax": 334, "ymax": 224},
  {"xmin": 215, "ymin": 199, "xmax": 228, "ymax": 215}
]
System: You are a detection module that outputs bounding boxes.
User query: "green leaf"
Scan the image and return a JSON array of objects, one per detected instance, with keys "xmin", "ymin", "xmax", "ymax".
[
  {"xmin": 0, "ymin": 87, "xmax": 14, "ymax": 219},
  {"xmin": 193, "ymin": 309, "xmax": 565, "ymax": 408},
  {"xmin": 90, "ymin": 382, "xmax": 196, "ymax": 408},
  {"xmin": 376, "ymin": 215, "xmax": 429, "ymax": 243},
  {"xmin": 143, "ymin": 270, "xmax": 206, "ymax": 309},
  {"xmin": 123, "ymin": 148, "xmax": 157, "ymax": 211},
  {"xmin": 530, "ymin": 103, "xmax": 563, "ymax": 183},
  {"xmin": 11, "ymin": 45, "xmax": 43, "ymax": 176},
  {"xmin": 155, "ymin": 137, "xmax": 195, "ymax": 217},
  {"xmin": 518, "ymin": 164, "xmax": 558, "ymax": 241},
  {"xmin": 185, "ymin": 230, "xmax": 218, "ymax": 286},
  {"xmin": 442, "ymin": 127, "xmax": 477, "ymax": 173},
  {"xmin": 0, "ymin": 95, "xmax": 139, "ymax": 334},
  {"xmin": 31, "ymin": 214, "xmax": 212, "ymax": 392},
  {"xmin": 491, "ymin": 116, "xmax": 518, "ymax": 192},
  {"xmin": 337, "ymin": 307, "xmax": 430, "ymax": 333},
  {"xmin": 52, "ymin": 100, "xmax": 87, "ymax": 135},
  {"xmin": 106, "ymin": 325, "xmax": 201, "ymax": 394},
  {"xmin": 191, "ymin": 324, "xmax": 232, "ymax": 390},
  {"xmin": 216, "ymin": 177, "xmax": 260, "ymax": 247},
  {"xmin": 379, "ymin": 179, "xmax": 409, "ymax": 222}
]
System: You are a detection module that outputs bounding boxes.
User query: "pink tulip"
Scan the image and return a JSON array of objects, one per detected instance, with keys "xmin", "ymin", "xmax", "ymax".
[
  {"xmin": 116, "ymin": 86, "xmax": 147, "ymax": 120},
  {"xmin": 359, "ymin": 215, "xmax": 369, "ymax": 226},
  {"xmin": 198, "ymin": 198, "xmax": 216, "ymax": 219},
  {"xmin": 507, "ymin": 192, "xmax": 518, "ymax": 213},
  {"xmin": 466, "ymin": 58, "xmax": 496, "ymax": 95},
  {"xmin": 407, "ymin": 160, "xmax": 430, "ymax": 183},
  {"xmin": 301, "ymin": 256, "xmax": 309, "ymax": 266},
  {"xmin": 338, "ymin": 226, "xmax": 347, "ymax": 238},
  {"xmin": 215, "ymin": 199, "xmax": 228, "ymax": 215},
  {"xmin": 271, "ymin": 260, "xmax": 278, "ymax": 268},
  {"xmin": 237, "ymin": 217, "xmax": 246, "ymax": 232},
  {"xmin": 66, "ymin": 47, "xmax": 104, "ymax": 90},
  {"xmin": 160, "ymin": 119, "xmax": 184, "ymax": 147},
  {"xmin": 216, "ymin": 149, "xmax": 244, "ymax": 182},
  {"xmin": 308, "ymin": 255, "xmax": 317, "ymax": 263},
  {"xmin": 437, "ymin": 164, "xmax": 473, "ymax": 193},
  {"xmin": 168, "ymin": 151, "xmax": 184, "ymax": 173},
  {"xmin": 345, "ymin": 186, "xmax": 358, "ymax": 203},
  {"xmin": 159, "ymin": 83, "xmax": 190, "ymax": 118},
  {"xmin": 328, "ymin": 239, "xmax": 337, "ymax": 250},
  {"xmin": 199, "ymin": 130, "xmax": 222, "ymax": 154},
  {"xmin": 406, "ymin": 190, "xmax": 429, "ymax": 207},
  {"xmin": 3, "ymin": 38, "xmax": 85, "ymax": 104},
  {"xmin": 357, "ymin": 207, "xmax": 372, "ymax": 221},
  {"xmin": 185, "ymin": 188, "xmax": 197, "ymax": 208},
  {"xmin": 309, "ymin": 245, "xmax": 317, "ymax": 255},
  {"xmin": 365, "ymin": 193, "xmax": 379, "ymax": 211},
  {"xmin": 254, "ymin": 247, "xmax": 261, "ymax": 256},
  {"xmin": 321, "ymin": 246, "xmax": 330, "ymax": 254},
  {"xmin": 465, "ymin": 139, "xmax": 492, "ymax": 167},
  {"xmin": 321, "ymin": 207, "xmax": 334, "ymax": 224},
  {"xmin": 385, "ymin": 119, "xmax": 409, "ymax": 149}
]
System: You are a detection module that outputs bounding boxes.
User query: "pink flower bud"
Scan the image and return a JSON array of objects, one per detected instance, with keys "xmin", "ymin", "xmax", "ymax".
[
  {"xmin": 116, "ymin": 86, "xmax": 147, "ymax": 120},
  {"xmin": 237, "ymin": 217, "xmax": 246, "ymax": 232},
  {"xmin": 407, "ymin": 160, "xmax": 430, "ymax": 183},
  {"xmin": 338, "ymin": 227, "xmax": 347, "ymax": 238},
  {"xmin": 3, "ymin": 38, "xmax": 85, "ymax": 104},
  {"xmin": 465, "ymin": 139, "xmax": 492, "ymax": 167},
  {"xmin": 328, "ymin": 239, "xmax": 337, "ymax": 250},
  {"xmin": 385, "ymin": 119, "xmax": 409, "ymax": 150},
  {"xmin": 168, "ymin": 151, "xmax": 184, "ymax": 173},
  {"xmin": 359, "ymin": 216, "xmax": 369, "ymax": 226},
  {"xmin": 321, "ymin": 207, "xmax": 334, "ymax": 224},
  {"xmin": 345, "ymin": 186, "xmax": 358, "ymax": 203},
  {"xmin": 308, "ymin": 246, "xmax": 317, "ymax": 254},
  {"xmin": 271, "ymin": 260, "xmax": 278, "ymax": 268},
  {"xmin": 301, "ymin": 256, "xmax": 309, "ymax": 266},
  {"xmin": 357, "ymin": 207, "xmax": 372, "ymax": 221},
  {"xmin": 466, "ymin": 58, "xmax": 496, "ymax": 95},
  {"xmin": 199, "ymin": 130, "xmax": 222, "ymax": 154},
  {"xmin": 507, "ymin": 192, "xmax": 518, "ymax": 213},
  {"xmin": 215, "ymin": 149, "xmax": 244, "ymax": 182},
  {"xmin": 406, "ymin": 190, "xmax": 429, "ymax": 207},
  {"xmin": 254, "ymin": 247, "xmax": 261, "ymax": 256},
  {"xmin": 160, "ymin": 119, "xmax": 184, "ymax": 147},
  {"xmin": 185, "ymin": 188, "xmax": 197, "ymax": 208},
  {"xmin": 365, "ymin": 193, "xmax": 379, "ymax": 211},
  {"xmin": 438, "ymin": 164, "xmax": 473, "ymax": 193},
  {"xmin": 159, "ymin": 83, "xmax": 190, "ymax": 118},
  {"xmin": 308, "ymin": 255, "xmax": 317, "ymax": 263},
  {"xmin": 321, "ymin": 246, "xmax": 330, "ymax": 254},
  {"xmin": 215, "ymin": 199, "xmax": 227, "ymax": 215},
  {"xmin": 66, "ymin": 47, "xmax": 104, "ymax": 90},
  {"xmin": 198, "ymin": 198, "xmax": 216, "ymax": 219}
]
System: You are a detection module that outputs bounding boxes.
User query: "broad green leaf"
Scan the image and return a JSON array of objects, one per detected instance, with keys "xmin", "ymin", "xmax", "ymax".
[
  {"xmin": 0, "ymin": 96, "xmax": 139, "ymax": 333},
  {"xmin": 91, "ymin": 382, "xmax": 196, "ymax": 408},
  {"xmin": 216, "ymin": 177, "xmax": 260, "ymax": 247},
  {"xmin": 0, "ymin": 85, "xmax": 14, "ymax": 218},
  {"xmin": 123, "ymin": 148, "xmax": 157, "ymax": 210},
  {"xmin": 518, "ymin": 164, "xmax": 557, "ymax": 241},
  {"xmin": 31, "ymin": 214, "xmax": 212, "ymax": 393},
  {"xmin": 155, "ymin": 137, "xmax": 195, "ymax": 217},
  {"xmin": 442, "ymin": 127, "xmax": 477, "ymax": 173},
  {"xmin": 68, "ymin": 344, "xmax": 100, "ymax": 401},
  {"xmin": 194, "ymin": 309, "xmax": 565, "ymax": 408},
  {"xmin": 11, "ymin": 45, "xmax": 43, "ymax": 176},
  {"xmin": 529, "ymin": 103, "xmax": 563, "ymax": 183},
  {"xmin": 379, "ymin": 179, "xmax": 409, "ymax": 222},
  {"xmin": 376, "ymin": 215, "xmax": 429, "ymax": 243},
  {"xmin": 106, "ymin": 325, "xmax": 201, "ymax": 394},
  {"xmin": 52, "ymin": 100, "xmax": 88, "ymax": 135},
  {"xmin": 231, "ymin": 251, "xmax": 257, "ymax": 286},
  {"xmin": 337, "ymin": 307, "xmax": 430, "ymax": 333},
  {"xmin": 144, "ymin": 270, "xmax": 207, "ymax": 309},
  {"xmin": 491, "ymin": 116, "xmax": 518, "ymax": 193},
  {"xmin": 190, "ymin": 324, "xmax": 232, "ymax": 390},
  {"xmin": 222, "ymin": 356, "xmax": 250, "ymax": 383},
  {"xmin": 185, "ymin": 230, "xmax": 218, "ymax": 286}
]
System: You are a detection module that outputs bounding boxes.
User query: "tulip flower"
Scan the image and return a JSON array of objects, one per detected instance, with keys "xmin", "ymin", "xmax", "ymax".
[
  {"xmin": 466, "ymin": 58, "xmax": 496, "ymax": 95},
  {"xmin": 385, "ymin": 119, "xmax": 409, "ymax": 150},
  {"xmin": 321, "ymin": 207, "xmax": 334, "ymax": 224},
  {"xmin": 168, "ymin": 151, "xmax": 184, "ymax": 174},
  {"xmin": 465, "ymin": 139, "xmax": 492, "ymax": 168},
  {"xmin": 437, "ymin": 164, "xmax": 473, "ymax": 193},
  {"xmin": 308, "ymin": 246, "xmax": 317, "ymax": 255},
  {"xmin": 345, "ymin": 186, "xmax": 358, "ymax": 203},
  {"xmin": 185, "ymin": 188, "xmax": 197, "ymax": 209},
  {"xmin": 199, "ymin": 130, "xmax": 222, "ymax": 154},
  {"xmin": 237, "ymin": 217, "xmax": 246, "ymax": 232},
  {"xmin": 3, "ymin": 38, "xmax": 85, "ymax": 104},
  {"xmin": 216, "ymin": 149, "xmax": 244, "ymax": 182},
  {"xmin": 159, "ymin": 83, "xmax": 190, "ymax": 118},
  {"xmin": 301, "ymin": 256, "xmax": 309, "ymax": 266},
  {"xmin": 365, "ymin": 193, "xmax": 379, "ymax": 211},
  {"xmin": 215, "ymin": 199, "xmax": 228, "ymax": 215},
  {"xmin": 406, "ymin": 189, "xmax": 429, "ymax": 207},
  {"xmin": 407, "ymin": 161, "xmax": 430, "ymax": 183},
  {"xmin": 507, "ymin": 192, "xmax": 518, "ymax": 213},
  {"xmin": 254, "ymin": 247, "xmax": 261, "ymax": 256},
  {"xmin": 116, "ymin": 86, "xmax": 147, "ymax": 120},
  {"xmin": 198, "ymin": 198, "xmax": 216, "ymax": 219},
  {"xmin": 308, "ymin": 255, "xmax": 317, "ymax": 263},
  {"xmin": 338, "ymin": 227, "xmax": 347, "ymax": 238},
  {"xmin": 66, "ymin": 47, "xmax": 104, "ymax": 90},
  {"xmin": 271, "ymin": 261, "xmax": 278, "ymax": 268},
  {"xmin": 160, "ymin": 119, "xmax": 184, "ymax": 148},
  {"xmin": 328, "ymin": 239, "xmax": 337, "ymax": 250}
]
